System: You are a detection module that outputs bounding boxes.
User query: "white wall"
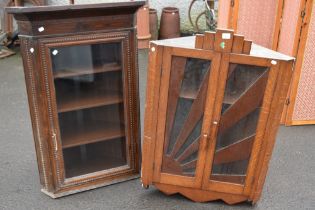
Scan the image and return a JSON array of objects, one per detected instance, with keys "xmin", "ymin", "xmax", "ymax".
[{"xmin": 47, "ymin": 0, "xmax": 216, "ymax": 33}]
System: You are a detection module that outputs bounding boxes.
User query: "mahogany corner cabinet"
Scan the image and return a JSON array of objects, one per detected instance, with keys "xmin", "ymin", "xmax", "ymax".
[
  {"xmin": 7, "ymin": 1, "xmax": 145, "ymax": 198},
  {"xmin": 141, "ymin": 30, "xmax": 294, "ymax": 204}
]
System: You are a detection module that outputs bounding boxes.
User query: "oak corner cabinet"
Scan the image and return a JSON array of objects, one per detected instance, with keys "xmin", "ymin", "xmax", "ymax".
[
  {"xmin": 7, "ymin": 1, "xmax": 145, "ymax": 198},
  {"xmin": 141, "ymin": 29, "xmax": 295, "ymax": 204}
]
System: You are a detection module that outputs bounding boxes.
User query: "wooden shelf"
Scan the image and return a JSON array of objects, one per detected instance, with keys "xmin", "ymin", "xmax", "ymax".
[
  {"xmin": 65, "ymin": 156, "xmax": 127, "ymax": 178},
  {"xmin": 223, "ymin": 94, "xmax": 240, "ymax": 105},
  {"xmin": 179, "ymin": 89, "xmax": 197, "ymax": 100},
  {"xmin": 180, "ymin": 91, "xmax": 240, "ymax": 104},
  {"xmin": 54, "ymin": 62, "xmax": 121, "ymax": 79},
  {"xmin": 57, "ymin": 90, "xmax": 123, "ymax": 113},
  {"xmin": 61, "ymin": 121, "xmax": 125, "ymax": 149}
]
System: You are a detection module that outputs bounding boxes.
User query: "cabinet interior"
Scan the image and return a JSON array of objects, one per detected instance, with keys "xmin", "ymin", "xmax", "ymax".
[
  {"xmin": 210, "ymin": 64, "xmax": 270, "ymax": 184},
  {"xmin": 51, "ymin": 41, "xmax": 128, "ymax": 178},
  {"xmin": 161, "ymin": 56, "xmax": 211, "ymax": 177}
]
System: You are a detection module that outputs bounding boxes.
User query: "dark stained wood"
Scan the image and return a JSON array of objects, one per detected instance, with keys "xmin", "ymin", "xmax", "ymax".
[
  {"xmin": 6, "ymin": 1, "xmax": 145, "ymax": 13},
  {"xmin": 6, "ymin": 2, "xmax": 145, "ymax": 36},
  {"xmin": 213, "ymin": 134, "xmax": 256, "ymax": 164},
  {"xmin": 12, "ymin": 2, "xmax": 143, "ymax": 198},
  {"xmin": 57, "ymin": 90, "xmax": 123, "ymax": 113},
  {"xmin": 61, "ymin": 122, "xmax": 125, "ymax": 149}
]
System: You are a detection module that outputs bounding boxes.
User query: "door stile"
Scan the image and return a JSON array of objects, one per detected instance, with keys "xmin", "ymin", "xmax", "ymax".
[
  {"xmin": 40, "ymin": 40, "xmax": 66, "ymax": 190},
  {"xmin": 249, "ymin": 61, "xmax": 293, "ymax": 202},
  {"xmin": 193, "ymin": 52, "xmax": 222, "ymax": 187},
  {"xmin": 153, "ymin": 46, "xmax": 174, "ymax": 182},
  {"xmin": 142, "ymin": 43, "xmax": 164, "ymax": 186},
  {"xmin": 23, "ymin": 38, "xmax": 56, "ymax": 192}
]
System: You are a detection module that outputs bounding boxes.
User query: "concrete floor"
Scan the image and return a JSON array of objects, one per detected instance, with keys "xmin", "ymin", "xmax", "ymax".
[{"xmin": 0, "ymin": 50, "xmax": 314, "ymax": 210}]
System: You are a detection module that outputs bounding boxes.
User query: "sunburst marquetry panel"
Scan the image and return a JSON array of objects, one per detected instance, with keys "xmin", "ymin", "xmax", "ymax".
[
  {"xmin": 210, "ymin": 64, "xmax": 270, "ymax": 184},
  {"xmin": 161, "ymin": 56, "xmax": 211, "ymax": 177}
]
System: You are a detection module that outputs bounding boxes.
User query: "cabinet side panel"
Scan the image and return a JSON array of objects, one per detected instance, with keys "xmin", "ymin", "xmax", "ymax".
[
  {"xmin": 142, "ymin": 43, "xmax": 164, "ymax": 186},
  {"xmin": 250, "ymin": 61, "xmax": 293, "ymax": 203},
  {"xmin": 292, "ymin": 2, "xmax": 315, "ymax": 122},
  {"xmin": 20, "ymin": 37, "xmax": 55, "ymax": 192}
]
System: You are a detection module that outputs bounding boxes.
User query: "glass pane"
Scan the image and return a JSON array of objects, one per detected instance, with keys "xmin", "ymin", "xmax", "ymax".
[
  {"xmin": 161, "ymin": 56, "xmax": 211, "ymax": 177},
  {"xmin": 50, "ymin": 42, "xmax": 128, "ymax": 178},
  {"xmin": 210, "ymin": 64, "xmax": 269, "ymax": 184}
]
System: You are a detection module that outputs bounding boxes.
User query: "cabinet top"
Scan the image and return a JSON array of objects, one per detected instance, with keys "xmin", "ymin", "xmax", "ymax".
[
  {"xmin": 6, "ymin": 1, "xmax": 145, "ymax": 14},
  {"xmin": 6, "ymin": 1, "xmax": 145, "ymax": 36},
  {"xmin": 152, "ymin": 36, "xmax": 295, "ymax": 61},
  {"xmin": 6, "ymin": 0, "xmax": 145, "ymax": 14}
]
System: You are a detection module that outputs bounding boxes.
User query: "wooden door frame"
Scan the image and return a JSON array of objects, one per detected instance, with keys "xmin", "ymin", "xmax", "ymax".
[
  {"xmin": 282, "ymin": 0, "xmax": 315, "ymax": 125},
  {"xmin": 38, "ymin": 31, "xmax": 140, "ymax": 192},
  {"xmin": 201, "ymin": 53, "xmax": 281, "ymax": 196},
  {"xmin": 152, "ymin": 46, "xmax": 221, "ymax": 189}
]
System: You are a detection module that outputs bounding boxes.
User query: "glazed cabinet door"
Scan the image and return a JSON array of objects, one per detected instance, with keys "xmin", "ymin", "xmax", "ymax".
[
  {"xmin": 153, "ymin": 47, "xmax": 221, "ymax": 188},
  {"xmin": 39, "ymin": 32, "xmax": 139, "ymax": 189},
  {"xmin": 202, "ymin": 54, "xmax": 281, "ymax": 195}
]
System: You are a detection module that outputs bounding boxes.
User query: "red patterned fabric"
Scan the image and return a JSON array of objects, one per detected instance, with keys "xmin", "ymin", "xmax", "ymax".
[
  {"xmin": 278, "ymin": 0, "xmax": 301, "ymax": 56},
  {"xmin": 236, "ymin": 0, "xmax": 278, "ymax": 48},
  {"xmin": 293, "ymin": 2, "xmax": 315, "ymax": 121},
  {"xmin": 217, "ymin": 0, "xmax": 230, "ymax": 28}
]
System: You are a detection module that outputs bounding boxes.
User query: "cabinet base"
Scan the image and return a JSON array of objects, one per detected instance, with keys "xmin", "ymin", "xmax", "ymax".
[
  {"xmin": 41, "ymin": 174, "xmax": 140, "ymax": 198},
  {"xmin": 154, "ymin": 183, "xmax": 249, "ymax": 205}
]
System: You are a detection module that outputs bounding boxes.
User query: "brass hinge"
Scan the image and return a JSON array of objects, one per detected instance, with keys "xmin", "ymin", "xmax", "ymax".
[
  {"xmin": 285, "ymin": 98, "xmax": 290, "ymax": 105},
  {"xmin": 231, "ymin": 0, "xmax": 235, "ymax": 7}
]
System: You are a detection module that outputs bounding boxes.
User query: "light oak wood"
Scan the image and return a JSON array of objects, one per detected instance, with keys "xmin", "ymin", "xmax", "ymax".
[
  {"xmin": 142, "ymin": 29, "xmax": 294, "ymax": 204},
  {"xmin": 232, "ymin": 34, "xmax": 244, "ymax": 53},
  {"xmin": 203, "ymin": 31, "xmax": 216, "ymax": 50}
]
